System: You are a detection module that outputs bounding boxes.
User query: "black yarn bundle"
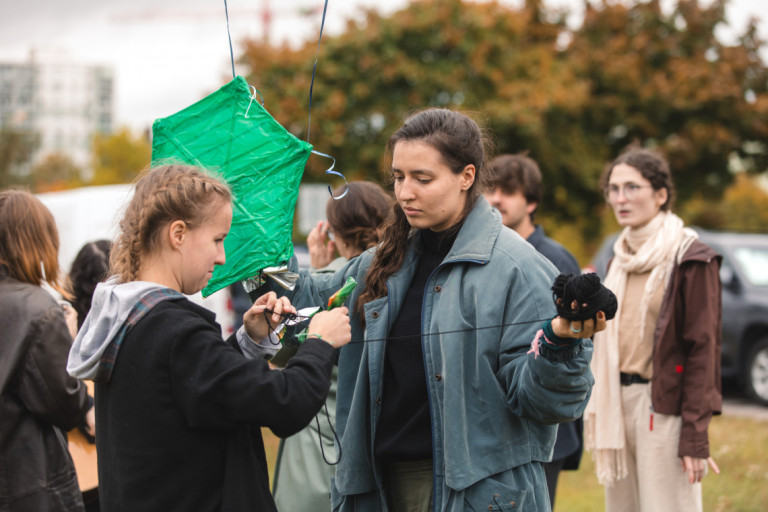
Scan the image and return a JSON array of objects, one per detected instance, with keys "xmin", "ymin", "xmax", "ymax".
[{"xmin": 551, "ymin": 273, "xmax": 618, "ymax": 322}]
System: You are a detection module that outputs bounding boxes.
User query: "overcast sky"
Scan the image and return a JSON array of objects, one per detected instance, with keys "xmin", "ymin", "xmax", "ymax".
[{"xmin": 1, "ymin": 0, "xmax": 765, "ymax": 132}]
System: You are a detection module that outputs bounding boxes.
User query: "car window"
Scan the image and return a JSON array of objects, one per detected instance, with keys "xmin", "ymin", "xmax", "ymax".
[{"xmin": 732, "ymin": 246, "xmax": 768, "ymax": 286}]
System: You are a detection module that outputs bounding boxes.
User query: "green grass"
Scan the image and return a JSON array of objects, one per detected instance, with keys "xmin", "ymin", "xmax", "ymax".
[
  {"xmin": 264, "ymin": 414, "xmax": 768, "ymax": 511},
  {"xmin": 557, "ymin": 414, "xmax": 768, "ymax": 512}
]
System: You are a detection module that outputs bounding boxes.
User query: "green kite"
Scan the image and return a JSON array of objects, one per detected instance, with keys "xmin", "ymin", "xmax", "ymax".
[{"xmin": 151, "ymin": 76, "xmax": 312, "ymax": 296}]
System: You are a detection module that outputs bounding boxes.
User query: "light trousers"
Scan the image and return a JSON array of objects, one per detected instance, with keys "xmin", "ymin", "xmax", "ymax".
[{"xmin": 605, "ymin": 383, "xmax": 703, "ymax": 512}]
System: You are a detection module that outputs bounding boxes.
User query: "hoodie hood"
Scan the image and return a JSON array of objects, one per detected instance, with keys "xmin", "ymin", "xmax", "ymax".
[{"xmin": 67, "ymin": 276, "xmax": 180, "ymax": 380}]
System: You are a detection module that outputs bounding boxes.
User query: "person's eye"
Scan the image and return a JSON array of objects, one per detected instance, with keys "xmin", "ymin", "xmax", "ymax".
[
  {"xmin": 417, "ymin": 178, "xmax": 431, "ymax": 184},
  {"xmin": 393, "ymin": 175, "xmax": 404, "ymax": 182},
  {"xmin": 608, "ymin": 186, "xmax": 620, "ymax": 194},
  {"xmin": 627, "ymin": 184, "xmax": 641, "ymax": 192}
]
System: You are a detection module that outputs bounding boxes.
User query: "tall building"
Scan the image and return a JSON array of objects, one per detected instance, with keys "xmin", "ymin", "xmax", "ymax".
[{"xmin": 0, "ymin": 54, "xmax": 113, "ymax": 176}]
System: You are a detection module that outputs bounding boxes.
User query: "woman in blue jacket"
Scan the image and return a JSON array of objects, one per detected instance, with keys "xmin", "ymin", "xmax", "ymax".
[{"xmin": 280, "ymin": 109, "xmax": 605, "ymax": 511}]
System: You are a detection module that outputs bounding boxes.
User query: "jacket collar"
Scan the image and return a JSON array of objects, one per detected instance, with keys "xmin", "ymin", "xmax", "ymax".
[{"xmin": 440, "ymin": 195, "xmax": 500, "ymax": 265}]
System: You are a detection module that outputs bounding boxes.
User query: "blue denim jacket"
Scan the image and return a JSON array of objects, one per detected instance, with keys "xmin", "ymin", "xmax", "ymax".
[{"xmin": 287, "ymin": 197, "xmax": 594, "ymax": 511}]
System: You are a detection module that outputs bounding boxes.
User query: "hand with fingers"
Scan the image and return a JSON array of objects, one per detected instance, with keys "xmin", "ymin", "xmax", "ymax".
[
  {"xmin": 552, "ymin": 309, "xmax": 608, "ymax": 339},
  {"xmin": 682, "ymin": 455, "xmax": 720, "ymax": 484},
  {"xmin": 307, "ymin": 307, "xmax": 352, "ymax": 348},
  {"xmin": 307, "ymin": 220, "xmax": 336, "ymax": 269},
  {"xmin": 549, "ymin": 273, "xmax": 616, "ymax": 338},
  {"xmin": 243, "ymin": 292, "xmax": 297, "ymax": 340}
]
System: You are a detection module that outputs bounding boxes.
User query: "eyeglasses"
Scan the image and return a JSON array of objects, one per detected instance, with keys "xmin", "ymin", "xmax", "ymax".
[{"xmin": 604, "ymin": 183, "xmax": 653, "ymax": 201}]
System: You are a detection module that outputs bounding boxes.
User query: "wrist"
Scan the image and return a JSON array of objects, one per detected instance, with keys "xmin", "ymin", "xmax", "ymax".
[{"xmin": 307, "ymin": 332, "xmax": 334, "ymax": 346}]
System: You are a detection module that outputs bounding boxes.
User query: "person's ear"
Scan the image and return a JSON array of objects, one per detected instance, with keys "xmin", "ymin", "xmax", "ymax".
[
  {"xmin": 168, "ymin": 220, "xmax": 188, "ymax": 250},
  {"xmin": 460, "ymin": 164, "xmax": 476, "ymax": 191},
  {"xmin": 526, "ymin": 201, "xmax": 538, "ymax": 216},
  {"xmin": 654, "ymin": 187, "xmax": 668, "ymax": 209}
]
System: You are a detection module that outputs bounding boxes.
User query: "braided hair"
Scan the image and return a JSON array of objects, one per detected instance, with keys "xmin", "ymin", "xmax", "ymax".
[{"xmin": 111, "ymin": 164, "xmax": 231, "ymax": 283}]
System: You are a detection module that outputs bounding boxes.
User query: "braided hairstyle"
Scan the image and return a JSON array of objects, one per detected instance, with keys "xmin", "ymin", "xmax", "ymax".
[{"xmin": 111, "ymin": 164, "xmax": 231, "ymax": 283}]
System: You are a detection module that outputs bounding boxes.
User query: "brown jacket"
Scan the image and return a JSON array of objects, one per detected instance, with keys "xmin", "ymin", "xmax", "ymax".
[
  {"xmin": 651, "ymin": 239, "xmax": 722, "ymax": 459},
  {"xmin": 0, "ymin": 271, "xmax": 89, "ymax": 511}
]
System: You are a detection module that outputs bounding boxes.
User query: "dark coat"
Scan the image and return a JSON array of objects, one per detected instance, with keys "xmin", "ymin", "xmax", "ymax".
[
  {"xmin": 95, "ymin": 297, "xmax": 335, "ymax": 512},
  {"xmin": 0, "ymin": 272, "xmax": 89, "ymax": 512},
  {"xmin": 652, "ymin": 239, "xmax": 722, "ymax": 458}
]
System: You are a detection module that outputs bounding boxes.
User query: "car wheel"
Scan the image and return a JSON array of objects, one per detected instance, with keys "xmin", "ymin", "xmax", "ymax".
[{"xmin": 745, "ymin": 337, "xmax": 768, "ymax": 406}]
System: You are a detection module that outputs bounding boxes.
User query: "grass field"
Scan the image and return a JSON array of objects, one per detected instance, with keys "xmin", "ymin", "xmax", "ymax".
[{"xmin": 263, "ymin": 413, "xmax": 768, "ymax": 511}]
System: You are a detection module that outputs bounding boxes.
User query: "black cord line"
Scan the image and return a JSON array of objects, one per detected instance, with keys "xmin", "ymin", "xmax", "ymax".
[{"xmin": 261, "ymin": 309, "xmax": 553, "ymax": 345}]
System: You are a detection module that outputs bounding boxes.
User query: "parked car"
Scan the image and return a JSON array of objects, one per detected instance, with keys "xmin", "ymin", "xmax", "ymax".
[{"xmin": 587, "ymin": 229, "xmax": 768, "ymax": 405}]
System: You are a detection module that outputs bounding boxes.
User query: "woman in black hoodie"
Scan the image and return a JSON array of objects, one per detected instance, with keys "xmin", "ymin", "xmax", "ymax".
[{"xmin": 67, "ymin": 165, "xmax": 351, "ymax": 512}]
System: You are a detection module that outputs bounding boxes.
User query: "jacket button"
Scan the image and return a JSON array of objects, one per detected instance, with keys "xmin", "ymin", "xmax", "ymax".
[
  {"xmin": 371, "ymin": 311, "xmax": 379, "ymax": 319},
  {"xmin": 375, "ymin": 397, "xmax": 382, "ymax": 405},
  {"xmin": 435, "ymin": 374, "xmax": 442, "ymax": 381},
  {"xmin": 434, "ymin": 285, "xmax": 442, "ymax": 292}
]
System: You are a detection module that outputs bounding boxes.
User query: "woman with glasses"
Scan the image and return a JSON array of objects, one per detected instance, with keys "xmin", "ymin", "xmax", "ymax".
[{"xmin": 585, "ymin": 148, "xmax": 722, "ymax": 512}]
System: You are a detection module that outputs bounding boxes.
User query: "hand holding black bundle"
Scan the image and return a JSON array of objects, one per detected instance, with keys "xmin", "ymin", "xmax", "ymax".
[
  {"xmin": 551, "ymin": 272, "xmax": 618, "ymax": 323},
  {"xmin": 548, "ymin": 273, "xmax": 616, "ymax": 339}
]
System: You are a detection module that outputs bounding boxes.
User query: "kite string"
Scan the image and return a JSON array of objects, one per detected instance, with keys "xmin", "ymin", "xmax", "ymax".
[
  {"xmin": 307, "ymin": 0, "xmax": 330, "ymax": 143},
  {"xmin": 223, "ymin": 0, "xmax": 236, "ymax": 79},
  {"xmin": 262, "ymin": 309, "xmax": 550, "ymax": 345}
]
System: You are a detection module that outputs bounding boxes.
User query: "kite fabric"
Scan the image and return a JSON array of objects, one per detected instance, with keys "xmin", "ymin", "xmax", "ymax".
[{"xmin": 151, "ymin": 76, "xmax": 313, "ymax": 297}]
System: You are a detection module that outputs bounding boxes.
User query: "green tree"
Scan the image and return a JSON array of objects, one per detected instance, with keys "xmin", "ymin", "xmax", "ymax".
[
  {"xmin": 567, "ymin": 0, "xmax": 768, "ymax": 201},
  {"xmin": 90, "ymin": 127, "xmax": 151, "ymax": 185},
  {"xmin": 239, "ymin": 0, "xmax": 768, "ymax": 260},
  {"xmin": 0, "ymin": 127, "xmax": 40, "ymax": 188},
  {"xmin": 28, "ymin": 153, "xmax": 84, "ymax": 193}
]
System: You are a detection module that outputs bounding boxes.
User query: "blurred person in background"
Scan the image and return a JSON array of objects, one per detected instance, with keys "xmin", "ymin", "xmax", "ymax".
[
  {"xmin": 66, "ymin": 239, "xmax": 112, "ymax": 511},
  {"xmin": 585, "ymin": 148, "xmax": 722, "ymax": 512},
  {"xmin": 69, "ymin": 240, "xmax": 113, "ymax": 330},
  {"xmin": 272, "ymin": 181, "xmax": 392, "ymax": 510},
  {"xmin": 0, "ymin": 189, "xmax": 91, "ymax": 511},
  {"xmin": 486, "ymin": 153, "xmax": 583, "ymax": 510}
]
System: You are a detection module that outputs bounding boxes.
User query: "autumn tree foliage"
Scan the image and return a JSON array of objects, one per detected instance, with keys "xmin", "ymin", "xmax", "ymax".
[
  {"xmin": 90, "ymin": 128, "xmax": 151, "ymax": 185},
  {"xmin": 239, "ymin": 0, "xmax": 767, "ymax": 260}
]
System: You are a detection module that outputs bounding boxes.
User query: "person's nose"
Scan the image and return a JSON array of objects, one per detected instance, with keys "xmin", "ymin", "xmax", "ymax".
[
  {"xmin": 215, "ymin": 245, "xmax": 226, "ymax": 266},
  {"xmin": 397, "ymin": 177, "xmax": 417, "ymax": 201}
]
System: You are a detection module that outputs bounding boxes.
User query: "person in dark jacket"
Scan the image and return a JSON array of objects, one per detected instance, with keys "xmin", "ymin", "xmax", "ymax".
[
  {"xmin": 486, "ymin": 153, "xmax": 583, "ymax": 509},
  {"xmin": 585, "ymin": 148, "xmax": 722, "ymax": 512},
  {"xmin": 0, "ymin": 189, "xmax": 91, "ymax": 512},
  {"xmin": 66, "ymin": 164, "xmax": 352, "ymax": 512}
]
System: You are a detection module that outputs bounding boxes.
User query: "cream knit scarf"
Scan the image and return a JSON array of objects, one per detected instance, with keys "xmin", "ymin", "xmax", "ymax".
[{"xmin": 584, "ymin": 211, "xmax": 698, "ymax": 486}]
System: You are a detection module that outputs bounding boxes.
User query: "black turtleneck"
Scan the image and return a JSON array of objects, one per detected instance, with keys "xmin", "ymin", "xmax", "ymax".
[{"xmin": 374, "ymin": 227, "xmax": 459, "ymax": 462}]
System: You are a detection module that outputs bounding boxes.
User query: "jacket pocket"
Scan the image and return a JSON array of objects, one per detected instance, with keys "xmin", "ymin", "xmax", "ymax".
[{"xmin": 461, "ymin": 476, "xmax": 528, "ymax": 512}]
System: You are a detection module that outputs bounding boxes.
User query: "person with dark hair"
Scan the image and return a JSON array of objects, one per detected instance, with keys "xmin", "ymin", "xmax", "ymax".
[
  {"xmin": 66, "ymin": 239, "xmax": 112, "ymax": 511},
  {"xmin": 306, "ymin": 181, "xmax": 392, "ymax": 272},
  {"xmin": 273, "ymin": 181, "xmax": 392, "ymax": 510},
  {"xmin": 269, "ymin": 109, "xmax": 607, "ymax": 511},
  {"xmin": 66, "ymin": 165, "xmax": 352, "ymax": 512},
  {"xmin": 0, "ymin": 189, "xmax": 91, "ymax": 511},
  {"xmin": 585, "ymin": 148, "xmax": 722, "ymax": 512},
  {"xmin": 69, "ymin": 240, "xmax": 113, "ymax": 329},
  {"xmin": 486, "ymin": 153, "xmax": 583, "ymax": 509}
]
